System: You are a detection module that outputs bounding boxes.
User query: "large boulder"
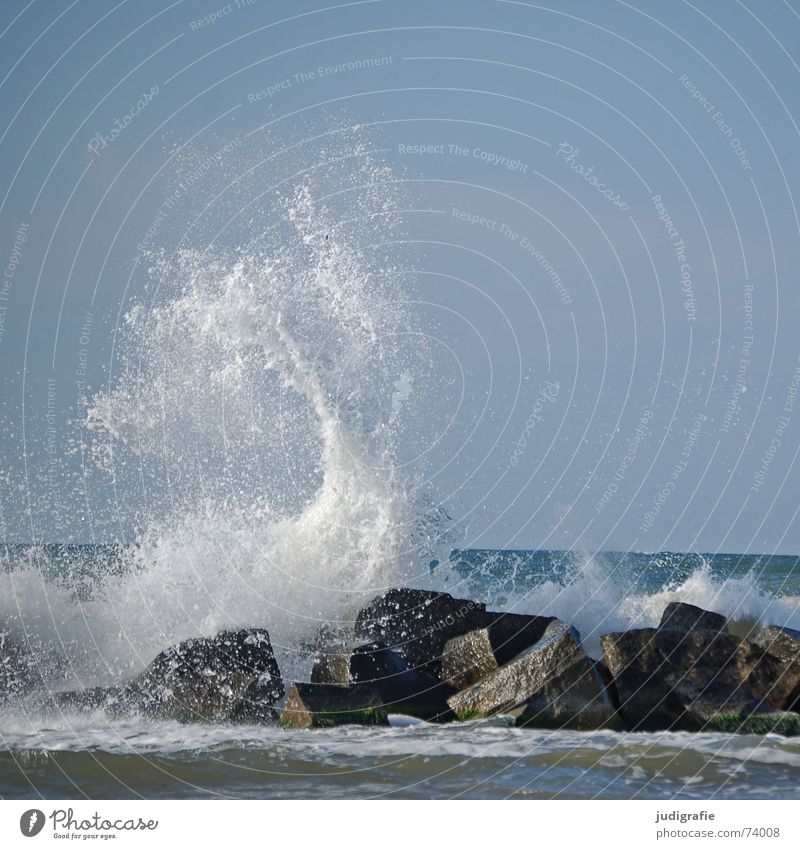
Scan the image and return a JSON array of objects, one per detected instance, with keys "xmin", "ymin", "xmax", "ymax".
[
  {"xmin": 279, "ymin": 682, "xmax": 388, "ymax": 728},
  {"xmin": 447, "ymin": 622, "xmax": 619, "ymax": 730},
  {"xmin": 441, "ymin": 613, "xmax": 556, "ymax": 690},
  {"xmin": 50, "ymin": 628, "xmax": 283, "ymax": 723},
  {"xmin": 753, "ymin": 626, "xmax": 800, "ymax": 665},
  {"xmin": 349, "ymin": 642, "xmax": 456, "ymax": 720},
  {"xmin": 133, "ymin": 628, "xmax": 284, "ymax": 722},
  {"xmin": 658, "ymin": 602, "xmax": 728, "ymax": 634},
  {"xmin": 601, "ymin": 628, "xmax": 800, "ymax": 731},
  {"xmin": 355, "ymin": 587, "xmax": 489, "ymax": 678},
  {"xmin": 312, "ymin": 641, "xmax": 456, "ymax": 720}
]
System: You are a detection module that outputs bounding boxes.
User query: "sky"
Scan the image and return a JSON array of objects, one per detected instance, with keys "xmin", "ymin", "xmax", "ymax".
[{"xmin": 1, "ymin": 0, "xmax": 800, "ymax": 555}]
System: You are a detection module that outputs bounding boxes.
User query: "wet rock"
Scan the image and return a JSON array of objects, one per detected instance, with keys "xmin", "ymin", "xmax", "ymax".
[
  {"xmin": 311, "ymin": 641, "xmax": 455, "ymax": 720},
  {"xmin": 229, "ymin": 674, "xmax": 283, "ymax": 724},
  {"xmin": 355, "ymin": 587, "xmax": 489, "ymax": 678},
  {"xmin": 349, "ymin": 642, "xmax": 456, "ymax": 721},
  {"xmin": 49, "ymin": 685, "xmax": 127, "ymax": 716},
  {"xmin": 310, "ymin": 652, "xmax": 351, "ymax": 685},
  {"xmin": 132, "ymin": 628, "xmax": 283, "ymax": 722},
  {"xmin": 0, "ymin": 630, "xmax": 44, "ymax": 702},
  {"xmin": 753, "ymin": 626, "xmax": 800, "ymax": 665},
  {"xmin": 601, "ymin": 628, "xmax": 800, "ymax": 731},
  {"xmin": 447, "ymin": 622, "xmax": 619, "ymax": 730},
  {"xmin": 279, "ymin": 682, "xmax": 388, "ymax": 728},
  {"xmin": 307, "ymin": 620, "xmax": 363, "ymax": 684},
  {"xmin": 658, "ymin": 602, "xmax": 728, "ymax": 634},
  {"xmin": 593, "ymin": 659, "xmax": 620, "ymax": 710},
  {"xmin": 701, "ymin": 710, "xmax": 800, "ymax": 736},
  {"xmin": 441, "ymin": 613, "xmax": 556, "ymax": 690},
  {"xmin": 49, "ymin": 628, "xmax": 283, "ymax": 724}
]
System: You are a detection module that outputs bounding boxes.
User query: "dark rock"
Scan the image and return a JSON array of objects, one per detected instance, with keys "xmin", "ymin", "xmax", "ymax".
[
  {"xmin": 753, "ymin": 626, "xmax": 800, "ymax": 665},
  {"xmin": 601, "ymin": 628, "xmax": 800, "ymax": 731},
  {"xmin": 349, "ymin": 642, "xmax": 456, "ymax": 721},
  {"xmin": 658, "ymin": 602, "xmax": 728, "ymax": 634},
  {"xmin": 487, "ymin": 612, "xmax": 560, "ymax": 664},
  {"xmin": 594, "ymin": 659, "xmax": 620, "ymax": 710},
  {"xmin": 49, "ymin": 685, "xmax": 129, "ymax": 716},
  {"xmin": 310, "ymin": 641, "xmax": 456, "ymax": 720},
  {"xmin": 279, "ymin": 682, "xmax": 388, "ymax": 728},
  {"xmin": 0, "ymin": 630, "xmax": 44, "ymax": 702},
  {"xmin": 310, "ymin": 653, "xmax": 351, "ymax": 685},
  {"xmin": 49, "ymin": 628, "xmax": 283, "ymax": 724},
  {"xmin": 441, "ymin": 613, "xmax": 556, "ymax": 690},
  {"xmin": 447, "ymin": 622, "xmax": 619, "ymax": 730},
  {"xmin": 355, "ymin": 587, "xmax": 489, "ymax": 678},
  {"xmin": 132, "ymin": 628, "xmax": 283, "ymax": 722},
  {"xmin": 229, "ymin": 674, "xmax": 283, "ymax": 723}
]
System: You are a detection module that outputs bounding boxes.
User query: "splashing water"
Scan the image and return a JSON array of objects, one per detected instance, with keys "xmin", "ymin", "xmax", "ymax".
[
  {"xmin": 1, "ymin": 151, "xmax": 798, "ymax": 692},
  {"xmin": 1, "ymin": 175, "xmax": 450, "ymax": 688},
  {"xmin": 449, "ymin": 550, "xmax": 800, "ymax": 658}
]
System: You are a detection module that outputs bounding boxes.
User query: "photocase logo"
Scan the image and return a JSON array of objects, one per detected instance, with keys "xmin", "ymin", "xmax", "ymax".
[{"xmin": 19, "ymin": 809, "xmax": 45, "ymax": 837}]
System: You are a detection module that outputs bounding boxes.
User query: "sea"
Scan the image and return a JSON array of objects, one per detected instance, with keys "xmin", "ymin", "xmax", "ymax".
[
  {"xmin": 1, "ymin": 544, "xmax": 799, "ymax": 800},
  {"xmin": 3, "ymin": 161, "xmax": 799, "ymax": 799}
]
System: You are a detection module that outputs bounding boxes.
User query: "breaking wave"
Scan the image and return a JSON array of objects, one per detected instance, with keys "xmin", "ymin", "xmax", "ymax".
[{"xmin": 1, "ymin": 159, "xmax": 450, "ymax": 687}]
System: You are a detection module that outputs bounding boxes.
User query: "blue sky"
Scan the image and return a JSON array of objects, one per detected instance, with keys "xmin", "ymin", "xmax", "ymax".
[{"xmin": 2, "ymin": 0, "xmax": 800, "ymax": 554}]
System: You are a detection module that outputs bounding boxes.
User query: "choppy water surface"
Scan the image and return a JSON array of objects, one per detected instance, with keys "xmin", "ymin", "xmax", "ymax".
[
  {"xmin": 2, "ymin": 712, "xmax": 799, "ymax": 800},
  {"xmin": 2, "ymin": 545, "xmax": 800, "ymax": 800}
]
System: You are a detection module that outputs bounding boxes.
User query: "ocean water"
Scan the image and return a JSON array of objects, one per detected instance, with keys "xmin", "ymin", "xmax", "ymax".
[
  {"xmin": 2, "ymin": 159, "xmax": 799, "ymax": 799},
  {"xmin": 1, "ymin": 545, "xmax": 800, "ymax": 800}
]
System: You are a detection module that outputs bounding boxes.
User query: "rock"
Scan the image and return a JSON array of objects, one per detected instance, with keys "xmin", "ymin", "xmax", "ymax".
[
  {"xmin": 441, "ymin": 613, "xmax": 556, "ymax": 690},
  {"xmin": 447, "ymin": 622, "xmax": 619, "ymax": 730},
  {"xmin": 311, "ymin": 641, "xmax": 456, "ymax": 720},
  {"xmin": 701, "ymin": 710, "xmax": 800, "ymax": 736},
  {"xmin": 310, "ymin": 653, "xmax": 351, "ymax": 685},
  {"xmin": 229, "ymin": 675, "xmax": 282, "ymax": 724},
  {"xmin": 279, "ymin": 682, "xmax": 388, "ymax": 728},
  {"xmin": 132, "ymin": 628, "xmax": 283, "ymax": 722},
  {"xmin": 355, "ymin": 587, "xmax": 489, "ymax": 678},
  {"xmin": 49, "ymin": 685, "xmax": 131, "ymax": 718},
  {"xmin": 601, "ymin": 628, "xmax": 800, "ymax": 731},
  {"xmin": 349, "ymin": 642, "xmax": 456, "ymax": 720},
  {"xmin": 658, "ymin": 602, "xmax": 728, "ymax": 634},
  {"xmin": 593, "ymin": 659, "xmax": 619, "ymax": 709},
  {"xmin": 49, "ymin": 628, "xmax": 283, "ymax": 724},
  {"xmin": 753, "ymin": 626, "xmax": 800, "ymax": 665},
  {"xmin": 0, "ymin": 630, "xmax": 44, "ymax": 702}
]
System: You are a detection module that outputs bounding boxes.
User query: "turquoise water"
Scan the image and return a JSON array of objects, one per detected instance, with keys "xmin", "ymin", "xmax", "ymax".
[{"xmin": 452, "ymin": 548, "xmax": 800, "ymax": 599}]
